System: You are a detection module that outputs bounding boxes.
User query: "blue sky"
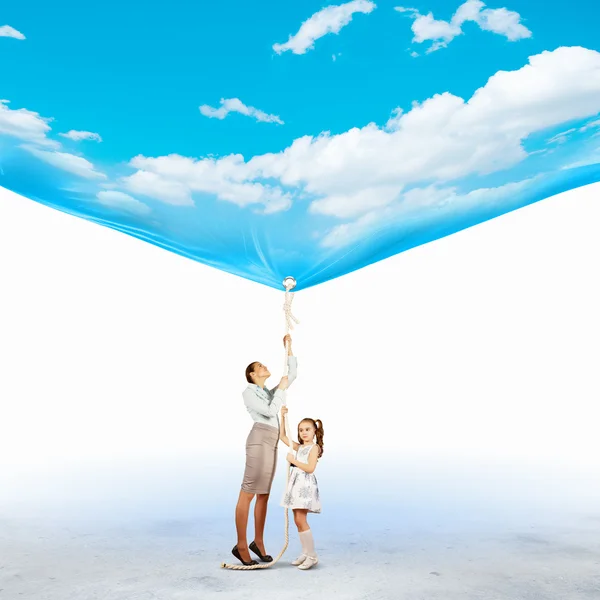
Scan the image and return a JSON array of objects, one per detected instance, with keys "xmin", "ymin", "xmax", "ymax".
[{"xmin": 2, "ymin": 0, "xmax": 600, "ymax": 290}]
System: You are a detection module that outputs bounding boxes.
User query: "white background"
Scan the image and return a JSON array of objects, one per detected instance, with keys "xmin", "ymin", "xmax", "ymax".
[{"xmin": 1, "ymin": 183, "xmax": 599, "ymax": 518}]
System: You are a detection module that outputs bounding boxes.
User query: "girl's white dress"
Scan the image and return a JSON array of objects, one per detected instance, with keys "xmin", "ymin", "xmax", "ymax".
[{"xmin": 280, "ymin": 443, "xmax": 321, "ymax": 513}]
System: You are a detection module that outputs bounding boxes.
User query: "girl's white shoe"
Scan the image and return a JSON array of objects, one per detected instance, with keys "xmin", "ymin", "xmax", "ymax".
[
  {"xmin": 291, "ymin": 554, "xmax": 307, "ymax": 566},
  {"xmin": 297, "ymin": 555, "xmax": 318, "ymax": 570}
]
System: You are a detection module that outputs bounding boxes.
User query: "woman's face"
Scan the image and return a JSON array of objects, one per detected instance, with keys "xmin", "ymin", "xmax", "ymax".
[{"xmin": 252, "ymin": 362, "xmax": 270, "ymax": 381}]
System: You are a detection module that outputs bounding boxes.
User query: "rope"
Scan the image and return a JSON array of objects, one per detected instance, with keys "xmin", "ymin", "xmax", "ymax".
[
  {"xmin": 221, "ymin": 276, "xmax": 298, "ymax": 570},
  {"xmin": 281, "ymin": 278, "xmax": 299, "ymax": 450}
]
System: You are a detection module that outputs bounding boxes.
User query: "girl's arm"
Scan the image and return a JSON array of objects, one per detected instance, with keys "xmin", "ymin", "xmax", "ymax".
[
  {"xmin": 279, "ymin": 407, "xmax": 299, "ymax": 450},
  {"xmin": 288, "ymin": 445, "xmax": 319, "ymax": 473}
]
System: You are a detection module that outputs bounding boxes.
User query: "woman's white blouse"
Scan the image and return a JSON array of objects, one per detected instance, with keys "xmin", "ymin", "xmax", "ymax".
[{"xmin": 242, "ymin": 356, "xmax": 298, "ymax": 429}]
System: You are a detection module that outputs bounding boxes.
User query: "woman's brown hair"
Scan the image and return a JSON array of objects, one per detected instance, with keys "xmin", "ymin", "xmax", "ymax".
[
  {"xmin": 298, "ymin": 418, "xmax": 324, "ymax": 458},
  {"xmin": 245, "ymin": 362, "xmax": 258, "ymax": 384}
]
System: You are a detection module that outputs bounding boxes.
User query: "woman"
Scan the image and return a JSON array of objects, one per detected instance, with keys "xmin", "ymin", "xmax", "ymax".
[{"xmin": 231, "ymin": 333, "xmax": 297, "ymax": 566}]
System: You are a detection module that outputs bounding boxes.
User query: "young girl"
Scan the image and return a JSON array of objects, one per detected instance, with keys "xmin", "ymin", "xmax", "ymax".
[{"xmin": 279, "ymin": 405, "xmax": 324, "ymax": 570}]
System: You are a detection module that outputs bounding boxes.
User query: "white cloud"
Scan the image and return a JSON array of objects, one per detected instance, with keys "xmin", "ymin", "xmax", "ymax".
[
  {"xmin": 0, "ymin": 100, "xmax": 58, "ymax": 148},
  {"xmin": 123, "ymin": 169, "xmax": 193, "ymax": 206},
  {"xmin": 60, "ymin": 130, "xmax": 103, "ymax": 143},
  {"xmin": 1, "ymin": 98, "xmax": 109, "ymax": 186},
  {"xmin": 320, "ymin": 176, "xmax": 541, "ymax": 247},
  {"xmin": 471, "ymin": 5, "xmax": 532, "ymax": 40},
  {"xmin": 96, "ymin": 191, "xmax": 151, "ymax": 215},
  {"xmin": 121, "ymin": 154, "xmax": 292, "ymax": 212},
  {"xmin": 273, "ymin": 0, "xmax": 376, "ymax": 55},
  {"xmin": 121, "ymin": 47, "xmax": 600, "ymax": 224},
  {"xmin": 561, "ymin": 151, "xmax": 600, "ymax": 171},
  {"xmin": 199, "ymin": 98, "xmax": 283, "ymax": 125},
  {"xmin": 396, "ymin": 0, "xmax": 531, "ymax": 53},
  {"xmin": 396, "ymin": 6, "xmax": 461, "ymax": 53},
  {"xmin": 581, "ymin": 118, "xmax": 600, "ymax": 132},
  {"xmin": 21, "ymin": 145, "xmax": 106, "ymax": 180},
  {"xmin": 247, "ymin": 47, "xmax": 600, "ymax": 213},
  {"xmin": 0, "ymin": 25, "xmax": 25, "ymax": 40},
  {"xmin": 260, "ymin": 194, "xmax": 293, "ymax": 214},
  {"xmin": 0, "ymin": 100, "xmax": 102, "ymax": 154},
  {"xmin": 319, "ymin": 211, "xmax": 381, "ymax": 248},
  {"xmin": 547, "ymin": 128, "xmax": 577, "ymax": 145},
  {"xmin": 546, "ymin": 117, "xmax": 600, "ymax": 145},
  {"xmin": 309, "ymin": 185, "xmax": 403, "ymax": 218}
]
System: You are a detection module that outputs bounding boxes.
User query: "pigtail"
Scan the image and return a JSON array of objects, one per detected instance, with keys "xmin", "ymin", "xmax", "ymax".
[{"xmin": 314, "ymin": 419, "xmax": 324, "ymax": 458}]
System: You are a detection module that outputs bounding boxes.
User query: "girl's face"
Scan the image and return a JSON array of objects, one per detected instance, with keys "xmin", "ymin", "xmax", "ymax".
[{"xmin": 298, "ymin": 421, "xmax": 315, "ymax": 444}]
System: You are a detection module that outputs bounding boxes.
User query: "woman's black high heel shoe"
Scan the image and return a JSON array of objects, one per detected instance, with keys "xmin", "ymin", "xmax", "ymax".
[
  {"xmin": 249, "ymin": 541, "xmax": 273, "ymax": 562},
  {"xmin": 232, "ymin": 545, "xmax": 258, "ymax": 566}
]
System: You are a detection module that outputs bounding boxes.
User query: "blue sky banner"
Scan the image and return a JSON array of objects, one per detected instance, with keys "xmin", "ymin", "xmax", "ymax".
[{"xmin": 1, "ymin": 0, "xmax": 599, "ymax": 290}]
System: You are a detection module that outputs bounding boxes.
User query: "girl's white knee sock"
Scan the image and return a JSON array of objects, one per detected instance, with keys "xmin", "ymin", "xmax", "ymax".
[{"xmin": 299, "ymin": 529, "xmax": 316, "ymax": 558}]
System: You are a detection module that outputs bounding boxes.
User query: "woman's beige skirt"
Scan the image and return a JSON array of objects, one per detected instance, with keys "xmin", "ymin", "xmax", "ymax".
[{"xmin": 241, "ymin": 422, "xmax": 279, "ymax": 495}]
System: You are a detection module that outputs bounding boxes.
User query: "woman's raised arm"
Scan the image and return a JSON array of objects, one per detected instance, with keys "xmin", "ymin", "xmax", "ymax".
[{"xmin": 270, "ymin": 335, "xmax": 297, "ymax": 393}]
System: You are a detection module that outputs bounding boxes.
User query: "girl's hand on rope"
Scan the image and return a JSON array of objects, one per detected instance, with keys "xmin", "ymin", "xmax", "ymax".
[
  {"xmin": 286, "ymin": 453, "xmax": 295, "ymax": 464},
  {"xmin": 278, "ymin": 376, "xmax": 289, "ymax": 390},
  {"xmin": 283, "ymin": 334, "xmax": 292, "ymax": 348},
  {"xmin": 281, "ymin": 406, "xmax": 288, "ymax": 418}
]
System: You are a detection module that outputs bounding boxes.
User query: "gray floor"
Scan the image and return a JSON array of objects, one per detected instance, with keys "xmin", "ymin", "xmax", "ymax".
[{"xmin": 2, "ymin": 513, "xmax": 600, "ymax": 600}]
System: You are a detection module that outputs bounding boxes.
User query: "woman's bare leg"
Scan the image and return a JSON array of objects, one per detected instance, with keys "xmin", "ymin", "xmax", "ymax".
[
  {"xmin": 235, "ymin": 490, "xmax": 255, "ymax": 562},
  {"xmin": 253, "ymin": 493, "xmax": 270, "ymax": 554}
]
